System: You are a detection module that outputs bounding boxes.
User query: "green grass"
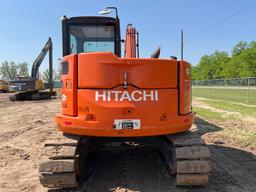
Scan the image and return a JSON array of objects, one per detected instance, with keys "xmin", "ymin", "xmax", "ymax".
[
  {"xmin": 193, "ymin": 107, "xmax": 223, "ymax": 119},
  {"xmin": 193, "ymin": 106, "xmax": 236, "ymax": 120},
  {"xmin": 201, "ymin": 99, "xmax": 256, "ymax": 117},
  {"xmin": 192, "ymin": 87, "xmax": 256, "ymax": 105}
]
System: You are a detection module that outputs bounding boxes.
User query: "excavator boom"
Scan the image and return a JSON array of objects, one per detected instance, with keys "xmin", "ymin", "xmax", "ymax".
[
  {"xmin": 125, "ymin": 24, "xmax": 137, "ymax": 58},
  {"xmin": 31, "ymin": 38, "xmax": 52, "ymax": 79}
]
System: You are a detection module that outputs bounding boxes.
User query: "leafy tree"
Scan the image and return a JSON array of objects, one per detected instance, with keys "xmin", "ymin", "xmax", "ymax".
[
  {"xmin": 0, "ymin": 61, "xmax": 18, "ymax": 81},
  {"xmin": 17, "ymin": 62, "xmax": 29, "ymax": 77},
  {"xmin": 0, "ymin": 61, "xmax": 30, "ymax": 81},
  {"xmin": 42, "ymin": 69, "xmax": 57, "ymax": 82},
  {"xmin": 223, "ymin": 41, "xmax": 256, "ymax": 78},
  {"xmin": 42, "ymin": 69, "xmax": 50, "ymax": 82},
  {"xmin": 192, "ymin": 51, "xmax": 229, "ymax": 80},
  {"xmin": 231, "ymin": 41, "xmax": 248, "ymax": 56},
  {"xmin": 55, "ymin": 67, "xmax": 61, "ymax": 80},
  {"xmin": 192, "ymin": 40, "xmax": 256, "ymax": 80}
]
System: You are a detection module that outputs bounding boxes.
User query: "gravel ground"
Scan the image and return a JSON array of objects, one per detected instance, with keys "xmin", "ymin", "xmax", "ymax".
[{"xmin": 0, "ymin": 93, "xmax": 255, "ymax": 192}]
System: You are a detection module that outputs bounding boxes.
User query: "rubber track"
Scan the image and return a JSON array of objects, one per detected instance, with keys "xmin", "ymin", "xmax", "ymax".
[
  {"xmin": 167, "ymin": 132, "xmax": 212, "ymax": 186},
  {"xmin": 39, "ymin": 134, "xmax": 80, "ymax": 189}
]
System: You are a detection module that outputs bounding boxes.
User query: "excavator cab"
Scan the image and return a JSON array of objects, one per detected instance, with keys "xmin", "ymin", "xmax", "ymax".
[{"xmin": 62, "ymin": 16, "xmax": 121, "ymax": 57}]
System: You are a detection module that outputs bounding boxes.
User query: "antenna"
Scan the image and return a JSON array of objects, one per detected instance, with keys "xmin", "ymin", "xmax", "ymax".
[{"xmin": 181, "ymin": 30, "xmax": 184, "ymax": 60}]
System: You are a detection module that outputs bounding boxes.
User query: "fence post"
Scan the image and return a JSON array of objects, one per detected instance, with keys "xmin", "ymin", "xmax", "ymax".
[
  {"xmin": 247, "ymin": 77, "xmax": 250, "ymax": 104},
  {"xmin": 224, "ymin": 79, "xmax": 227, "ymax": 101},
  {"xmin": 208, "ymin": 80, "xmax": 210, "ymax": 98}
]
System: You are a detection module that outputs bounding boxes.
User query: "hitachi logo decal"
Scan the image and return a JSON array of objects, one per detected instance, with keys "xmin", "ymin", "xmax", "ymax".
[{"xmin": 95, "ymin": 90, "xmax": 159, "ymax": 102}]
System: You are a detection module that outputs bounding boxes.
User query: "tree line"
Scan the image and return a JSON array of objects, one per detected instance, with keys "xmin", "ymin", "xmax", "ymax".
[
  {"xmin": 192, "ymin": 41, "xmax": 256, "ymax": 80},
  {"xmin": 2, "ymin": 40, "xmax": 256, "ymax": 82},
  {"xmin": 0, "ymin": 61, "xmax": 60, "ymax": 82}
]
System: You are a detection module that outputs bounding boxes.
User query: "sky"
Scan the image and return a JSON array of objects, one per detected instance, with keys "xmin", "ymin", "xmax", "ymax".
[{"xmin": 0, "ymin": 0, "xmax": 256, "ymax": 73}]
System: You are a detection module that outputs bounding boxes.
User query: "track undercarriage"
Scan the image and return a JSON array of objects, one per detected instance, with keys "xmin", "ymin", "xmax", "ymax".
[
  {"xmin": 39, "ymin": 130, "xmax": 212, "ymax": 189},
  {"xmin": 9, "ymin": 90, "xmax": 56, "ymax": 101}
]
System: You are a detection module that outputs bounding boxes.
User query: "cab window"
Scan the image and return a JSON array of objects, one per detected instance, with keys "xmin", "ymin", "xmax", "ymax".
[{"xmin": 69, "ymin": 25, "xmax": 115, "ymax": 54}]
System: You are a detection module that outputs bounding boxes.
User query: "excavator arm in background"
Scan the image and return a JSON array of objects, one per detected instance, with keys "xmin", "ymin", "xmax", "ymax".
[
  {"xmin": 31, "ymin": 37, "xmax": 53, "ymax": 92},
  {"xmin": 9, "ymin": 38, "xmax": 56, "ymax": 101}
]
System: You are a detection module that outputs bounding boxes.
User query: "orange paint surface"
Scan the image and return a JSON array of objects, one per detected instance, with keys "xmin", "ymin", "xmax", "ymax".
[{"xmin": 57, "ymin": 52, "xmax": 193, "ymax": 137}]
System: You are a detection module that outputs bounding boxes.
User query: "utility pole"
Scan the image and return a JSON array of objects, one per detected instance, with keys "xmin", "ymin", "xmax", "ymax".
[{"xmin": 181, "ymin": 30, "xmax": 184, "ymax": 60}]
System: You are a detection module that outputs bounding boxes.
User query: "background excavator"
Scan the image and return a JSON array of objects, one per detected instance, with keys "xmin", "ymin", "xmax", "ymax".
[
  {"xmin": 39, "ymin": 7, "xmax": 212, "ymax": 189},
  {"xmin": 9, "ymin": 38, "xmax": 56, "ymax": 101},
  {"xmin": 0, "ymin": 80, "xmax": 9, "ymax": 93}
]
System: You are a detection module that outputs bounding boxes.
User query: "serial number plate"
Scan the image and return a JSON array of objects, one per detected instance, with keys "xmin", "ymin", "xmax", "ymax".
[{"xmin": 114, "ymin": 119, "xmax": 141, "ymax": 130}]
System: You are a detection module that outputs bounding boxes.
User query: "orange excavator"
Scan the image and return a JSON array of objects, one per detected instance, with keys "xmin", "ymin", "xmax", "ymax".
[{"xmin": 39, "ymin": 7, "xmax": 211, "ymax": 189}]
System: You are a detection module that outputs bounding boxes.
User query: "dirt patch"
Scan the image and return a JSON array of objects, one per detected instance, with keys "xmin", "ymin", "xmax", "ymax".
[
  {"xmin": 0, "ymin": 93, "xmax": 255, "ymax": 192},
  {"xmin": 193, "ymin": 97, "xmax": 256, "ymax": 153}
]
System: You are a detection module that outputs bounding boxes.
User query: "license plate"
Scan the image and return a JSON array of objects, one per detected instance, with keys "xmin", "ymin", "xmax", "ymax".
[{"xmin": 114, "ymin": 119, "xmax": 141, "ymax": 130}]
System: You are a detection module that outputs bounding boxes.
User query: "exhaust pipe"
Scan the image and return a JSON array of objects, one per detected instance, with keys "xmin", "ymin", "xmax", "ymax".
[{"xmin": 150, "ymin": 46, "xmax": 161, "ymax": 58}]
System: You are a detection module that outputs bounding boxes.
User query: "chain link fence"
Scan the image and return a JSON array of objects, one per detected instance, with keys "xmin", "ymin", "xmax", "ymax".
[{"xmin": 192, "ymin": 77, "xmax": 256, "ymax": 105}]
